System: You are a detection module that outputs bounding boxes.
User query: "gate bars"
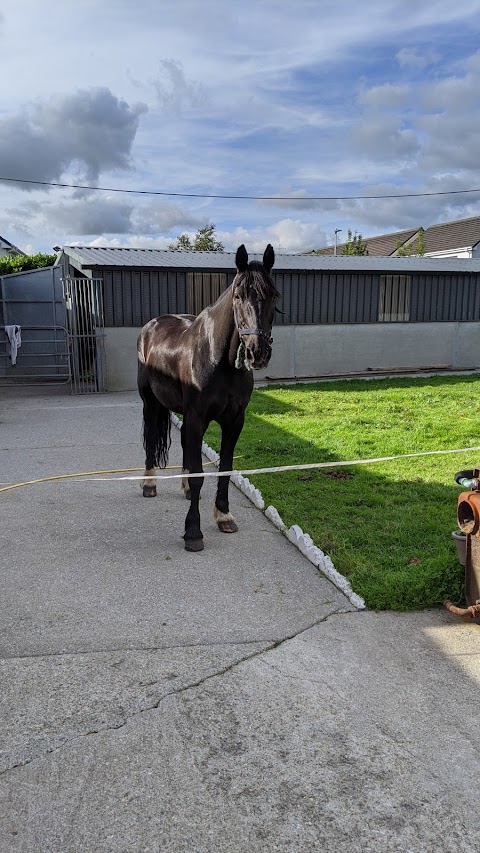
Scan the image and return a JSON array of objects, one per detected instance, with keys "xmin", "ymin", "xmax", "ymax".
[{"xmin": 62, "ymin": 277, "xmax": 106, "ymax": 394}]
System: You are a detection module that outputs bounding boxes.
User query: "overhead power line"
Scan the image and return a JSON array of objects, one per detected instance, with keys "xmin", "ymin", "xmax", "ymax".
[{"xmin": 1, "ymin": 175, "xmax": 480, "ymax": 201}]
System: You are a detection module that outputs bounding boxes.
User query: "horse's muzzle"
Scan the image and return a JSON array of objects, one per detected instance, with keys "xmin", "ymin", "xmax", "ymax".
[{"xmin": 245, "ymin": 339, "xmax": 272, "ymax": 370}]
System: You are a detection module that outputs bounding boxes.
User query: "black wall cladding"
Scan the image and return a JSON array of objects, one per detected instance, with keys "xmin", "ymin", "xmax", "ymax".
[
  {"xmin": 103, "ymin": 268, "xmax": 187, "ymax": 326},
  {"xmin": 101, "ymin": 266, "xmax": 480, "ymax": 327}
]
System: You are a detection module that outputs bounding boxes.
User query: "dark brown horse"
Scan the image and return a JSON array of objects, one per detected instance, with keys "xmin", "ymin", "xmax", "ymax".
[{"xmin": 137, "ymin": 244, "xmax": 278, "ymax": 551}]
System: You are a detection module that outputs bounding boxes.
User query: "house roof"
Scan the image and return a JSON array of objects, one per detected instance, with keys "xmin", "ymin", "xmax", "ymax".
[
  {"xmin": 61, "ymin": 245, "xmax": 480, "ymax": 274},
  {"xmin": 320, "ymin": 228, "xmax": 420, "ymax": 256},
  {"xmin": 422, "ymin": 216, "xmax": 480, "ymax": 253},
  {"xmin": 316, "ymin": 215, "xmax": 480, "ymax": 257},
  {"xmin": 0, "ymin": 235, "xmax": 25, "ymax": 255}
]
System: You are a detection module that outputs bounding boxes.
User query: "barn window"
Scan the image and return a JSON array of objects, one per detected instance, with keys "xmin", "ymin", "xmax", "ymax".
[
  {"xmin": 187, "ymin": 272, "xmax": 227, "ymax": 314},
  {"xmin": 378, "ymin": 275, "xmax": 411, "ymax": 321}
]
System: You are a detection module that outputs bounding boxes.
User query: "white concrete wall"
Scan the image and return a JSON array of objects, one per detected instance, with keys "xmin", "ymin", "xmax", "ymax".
[
  {"xmin": 424, "ymin": 248, "xmax": 473, "ymax": 259},
  {"xmin": 105, "ymin": 327, "xmax": 139, "ymax": 391},
  {"xmin": 104, "ymin": 322, "xmax": 480, "ymax": 391},
  {"xmin": 255, "ymin": 322, "xmax": 480, "ymax": 381}
]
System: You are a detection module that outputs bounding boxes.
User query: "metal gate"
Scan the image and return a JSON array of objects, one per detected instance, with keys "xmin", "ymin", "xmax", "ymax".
[
  {"xmin": 62, "ymin": 277, "xmax": 105, "ymax": 394},
  {"xmin": 0, "ymin": 269, "xmax": 105, "ymax": 393},
  {"xmin": 0, "ymin": 266, "xmax": 70, "ymax": 387}
]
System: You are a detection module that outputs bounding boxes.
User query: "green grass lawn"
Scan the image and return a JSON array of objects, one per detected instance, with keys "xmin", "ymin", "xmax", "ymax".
[{"xmin": 204, "ymin": 374, "xmax": 480, "ymax": 611}]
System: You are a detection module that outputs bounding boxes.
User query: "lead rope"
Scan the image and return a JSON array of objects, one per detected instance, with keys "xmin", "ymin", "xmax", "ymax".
[
  {"xmin": 233, "ymin": 301, "xmax": 252, "ymax": 370},
  {"xmin": 235, "ymin": 339, "xmax": 251, "ymax": 371}
]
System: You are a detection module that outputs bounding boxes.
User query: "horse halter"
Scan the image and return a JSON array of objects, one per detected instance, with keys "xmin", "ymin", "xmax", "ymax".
[
  {"xmin": 235, "ymin": 321, "xmax": 273, "ymax": 344},
  {"xmin": 232, "ymin": 297, "xmax": 273, "ymax": 344}
]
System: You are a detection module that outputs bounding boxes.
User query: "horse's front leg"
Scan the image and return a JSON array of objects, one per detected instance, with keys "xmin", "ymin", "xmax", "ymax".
[
  {"xmin": 180, "ymin": 420, "xmax": 191, "ymax": 500},
  {"xmin": 214, "ymin": 411, "xmax": 245, "ymax": 534},
  {"xmin": 183, "ymin": 414, "xmax": 205, "ymax": 552}
]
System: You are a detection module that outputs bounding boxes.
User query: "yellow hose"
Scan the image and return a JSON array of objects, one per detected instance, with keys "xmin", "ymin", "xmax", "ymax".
[{"xmin": 0, "ymin": 459, "xmax": 232, "ymax": 494}]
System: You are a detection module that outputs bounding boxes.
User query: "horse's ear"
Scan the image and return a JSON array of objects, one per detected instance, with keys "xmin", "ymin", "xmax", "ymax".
[
  {"xmin": 235, "ymin": 244, "xmax": 248, "ymax": 272},
  {"xmin": 263, "ymin": 244, "xmax": 275, "ymax": 273}
]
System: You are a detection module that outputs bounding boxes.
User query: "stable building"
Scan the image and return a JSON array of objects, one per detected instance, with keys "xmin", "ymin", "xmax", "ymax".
[{"xmin": 58, "ymin": 246, "xmax": 480, "ymax": 391}]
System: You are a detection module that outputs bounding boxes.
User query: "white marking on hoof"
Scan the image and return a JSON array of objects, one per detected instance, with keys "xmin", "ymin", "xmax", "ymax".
[
  {"xmin": 140, "ymin": 468, "xmax": 156, "ymax": 490},
  {"xmin": 214, "ymin": 505, "xmax": 238, "ymax": 533},
  {"xmin": 213, "ymin": 506, "xmax": 235, "ymax": 523}
]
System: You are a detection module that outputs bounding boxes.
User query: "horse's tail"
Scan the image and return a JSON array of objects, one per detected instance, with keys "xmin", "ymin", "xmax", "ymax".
[{"xmin": 142, "ymin": 399, "xmax": 172, "ymax": 469}]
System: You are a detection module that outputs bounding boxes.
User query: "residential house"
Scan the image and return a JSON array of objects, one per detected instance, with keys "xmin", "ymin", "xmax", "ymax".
[
  {"xmin": 317, "ymin": 215, "xmax": 480, "ymax": 259},
  {"xmin": 0, "ymin": 236, "xmax": 25, "ymax": 258}
]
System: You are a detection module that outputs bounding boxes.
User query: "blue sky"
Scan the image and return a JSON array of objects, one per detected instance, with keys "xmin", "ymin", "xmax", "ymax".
[{"xmin": 1, "ymin": 0, "xmax": 480, "ymax": 253}]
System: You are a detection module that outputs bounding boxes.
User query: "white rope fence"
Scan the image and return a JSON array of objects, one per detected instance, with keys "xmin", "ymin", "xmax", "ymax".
[{"xmin": 79, "ymin": 444, "xmax": 480, "ymax": 484}]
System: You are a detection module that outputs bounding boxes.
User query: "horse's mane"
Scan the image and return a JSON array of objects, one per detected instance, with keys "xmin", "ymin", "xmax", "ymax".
[{"xmin": 235, "ymin": 262, "xmax": 279, "ymax": 301}]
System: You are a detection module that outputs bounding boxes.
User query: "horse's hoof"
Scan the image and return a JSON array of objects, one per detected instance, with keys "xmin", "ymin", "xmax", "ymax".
[
  {"xmin": 217, "ymin": 519, "xmax": 239, "ymax": 533},
  {"xmin": 184, "ymin": 538, "xmax": 204, "ymax": 552},
  {"xmin": 143, "ymin": 485, "xmax": 157, "ymax": 498}
]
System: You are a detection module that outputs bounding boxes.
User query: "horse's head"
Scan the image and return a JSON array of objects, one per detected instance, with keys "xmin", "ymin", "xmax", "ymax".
[{"xmin": 232, "ymin": 244, "xmax": 278, "ymax": 369}]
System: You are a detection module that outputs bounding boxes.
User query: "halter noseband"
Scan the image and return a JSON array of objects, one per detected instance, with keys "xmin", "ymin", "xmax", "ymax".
[
  {"xmin": 232, "ymin": 298, "xmax": 273, "ymax": 343},
  {"xmin": 236, "ymin": 323, "xmax": 272, "ymax": 341}
]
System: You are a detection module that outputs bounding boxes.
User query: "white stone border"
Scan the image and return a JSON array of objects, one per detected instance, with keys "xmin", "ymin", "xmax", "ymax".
[{"xmin": 171, "ymin": 414, "xmax": 366, "ymax": 610}]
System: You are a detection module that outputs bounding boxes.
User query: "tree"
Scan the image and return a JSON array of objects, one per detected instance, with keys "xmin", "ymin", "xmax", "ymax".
[
  {"xmin": 416, "ymin": 229, "xmax": 426, "ymax": 256},
  {"xmin": 168, "ymin": 223, "xmax": 224, "ymax": 252},
  {"xmin": 342, "ymin": 229, "xmax": 368, "ymax": 256},
  {"xmin": 0, "ymin": 252, "xmax": 57, "ymax": 275},
  {"xmin": 395, "ymin": 228, "xmax": 425, "ymax": 257}
]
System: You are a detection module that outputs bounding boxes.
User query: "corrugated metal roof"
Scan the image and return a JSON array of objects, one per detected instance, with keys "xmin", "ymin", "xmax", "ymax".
[
  {"xmin": 64, "ymin": 246, "xmax": 240, "ymax": 269},
  {"xmin": 62, "ymin": 244, "xmax": 480, "ymax": 273}
]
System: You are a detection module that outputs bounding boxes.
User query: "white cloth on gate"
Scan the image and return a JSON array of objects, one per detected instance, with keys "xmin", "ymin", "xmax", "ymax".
[{"xmin": 4, "ymin": 325, "xmax": 22, "ymax": 366}]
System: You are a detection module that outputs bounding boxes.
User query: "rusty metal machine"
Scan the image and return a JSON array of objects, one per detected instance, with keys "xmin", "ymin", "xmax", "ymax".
[{"xmin": 444, "ymin": 468, "xmax": 480, "ymax": 621}]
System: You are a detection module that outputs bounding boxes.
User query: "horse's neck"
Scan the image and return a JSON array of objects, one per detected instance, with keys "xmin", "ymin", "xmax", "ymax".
[{"xmin": 202, "ymin": 286, "xmax": 238, "ymax": 367}]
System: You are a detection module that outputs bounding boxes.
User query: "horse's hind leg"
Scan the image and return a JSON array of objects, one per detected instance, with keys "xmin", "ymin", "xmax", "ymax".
[
  {"xmin": 141, "ymin": 390, "xmax": 159, "ymax": 497},
  {"xmin": 214, "ymin": 412, "xmax": 245, "ymax": 533},
  {"xmin": 139, "ymin": 378, "xmax": 171, "ymax": 498}
]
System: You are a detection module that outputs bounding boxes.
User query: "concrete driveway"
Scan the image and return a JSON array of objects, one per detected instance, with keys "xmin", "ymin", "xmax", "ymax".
[{"xmin": 1, "ymin": 388, "xmax": 480, "ymax": 852}]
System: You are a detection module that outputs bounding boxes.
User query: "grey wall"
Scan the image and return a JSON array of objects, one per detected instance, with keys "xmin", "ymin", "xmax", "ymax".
[{"xmin": 104, "ymin": 322, "xmax": 480, "ymax": 391}]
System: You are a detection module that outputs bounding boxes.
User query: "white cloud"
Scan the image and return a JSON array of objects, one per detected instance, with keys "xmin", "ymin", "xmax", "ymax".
[
  {"xmin": 0, "ymin": 88, "xmax": 146, "ymax": 187},
  {"xmin": 132, "ymin": 201, "xmax": 205, "ymax": 234},
  {"xmin": 351, "ymin": 117, "xmax": 419, "ymax": 163},
  {"xmin": 46, "ymin": 196, "xmax": 134, "ymax": 235},
  {"xmin": 419, "ymin": 65, "xmax": 480, "ymax": 174},
  {"xmin": 219, "ymin": 220, "xmax": 329, "ymax": 253},
  {"xmin": 358, "ymin": 84, "xmax": 410, "ymax": 109},
  {"xmin": 465, "ymin": 50, "xmax": 480, "ymax": 72},
  {"xmin": 153, "ymin": 60, "xmax": 209, "ymax": 116},
  {"xmin": 70, "ymin": 235, "xmax": 174, "ymax": 250},
  {"xmin": 396, "ymin": 47, "xmax": 440, "ymax": 68},
  {"xmin": 257, "ymin": 188, "xmax": 333, "ymax": 212},
  {"xmin": 2, "ymin": 1, "xmax": 480, "ymax": 254}
]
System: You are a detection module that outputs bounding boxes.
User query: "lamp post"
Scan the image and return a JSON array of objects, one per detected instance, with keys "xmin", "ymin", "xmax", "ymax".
[{"xmin": 334, "ymin": 229, "xmax": 342, "ymax": 256}]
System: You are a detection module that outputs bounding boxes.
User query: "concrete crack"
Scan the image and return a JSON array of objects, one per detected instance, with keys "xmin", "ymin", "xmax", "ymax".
[
  {"xmin": 1, "ymin": 607, "xmax": 356, "ymax": 776},
  {"xmin": 0, "ymin": 638, "xmax": 273, "ymax": 662}
]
